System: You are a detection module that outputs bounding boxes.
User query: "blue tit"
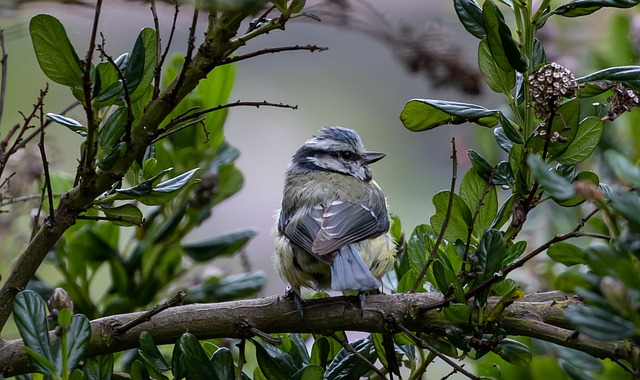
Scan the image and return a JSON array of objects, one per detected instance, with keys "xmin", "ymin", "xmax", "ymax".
[{"xmin": 273, "ymin": 126, "xmax": 396, "ymax": 309}]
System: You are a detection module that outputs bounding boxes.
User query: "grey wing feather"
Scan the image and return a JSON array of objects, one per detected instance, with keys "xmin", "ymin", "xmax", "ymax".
[{"xmin": 330, "ymin": 244, "xmax": 381, "ymax": 291}]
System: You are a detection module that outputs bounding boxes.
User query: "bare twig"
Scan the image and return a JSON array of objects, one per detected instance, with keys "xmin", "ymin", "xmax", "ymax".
[
  {"xmin": 149, "ymin": 0, "xmax": 162, "ymax": 100},
  {"xmin": 113, "ymin": 291, "xmax": 186, "ymax": 335},
  {"xmin": 16, "ymin": 101, "xmax": 81, "ymax": 152},
  {"xmin": 155, "ymin": 2, "xmax": 179, "ymax": 100},
  {"xmin": 0, "ymin": 29, "xmax": 8, "ymax": 128},
  {"xmin": 37, "ymin": 99, "xmax": 55, "ymax": 226},
  {"xmin": 76, "ymin": 214, "xmax": 143, "ymax": 226},
  {"xmin": 171, "ymin": 4, "xmax": 198, "ymax": 101},
  {"xmin": 0, "ymin": 193, "xmax": 60, "ymax": 206},
  {"xmin": 220, "ymin": 44, "xmax": 328, "ymax": 65},
  {"xmin": 327, "ymin": 331, "xmax": 387, "ymax": 380},
  {"xmin": 396, "ymin": 323, "xmax": 480, "ymax": 380},
  {"xmin": 412, "ymin": 137, "xmax": 457, "ymax": 292},
  {"xmin": 151, "ymin": 117, "xmax": 206, "ymax": 144}
]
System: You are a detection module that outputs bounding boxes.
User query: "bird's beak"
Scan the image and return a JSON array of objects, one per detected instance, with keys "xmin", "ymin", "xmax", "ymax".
[{"xmin": 362, "ymin": 151, "xmax": 386, "ymax": 165}]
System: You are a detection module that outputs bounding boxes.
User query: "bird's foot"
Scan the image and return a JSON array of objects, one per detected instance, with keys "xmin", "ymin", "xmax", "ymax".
[
  {"xmin": 357, "ymin": 290, "xmax": 368, "ymax": 317},
  {"xmin": 284, "ymin": 286, "xmax": 305, "ymax": 318}
]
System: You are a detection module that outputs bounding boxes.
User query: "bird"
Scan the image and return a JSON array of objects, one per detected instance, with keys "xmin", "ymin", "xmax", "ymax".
[{"xmin": 273, "ymin": 126, "xmax": 396, "ymax": 313}]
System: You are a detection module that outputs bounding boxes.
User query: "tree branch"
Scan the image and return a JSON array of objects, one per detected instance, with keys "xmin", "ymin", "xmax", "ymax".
[{"xmin": 0, "ymin": 292, "xmax": 634, "ymax": 377}]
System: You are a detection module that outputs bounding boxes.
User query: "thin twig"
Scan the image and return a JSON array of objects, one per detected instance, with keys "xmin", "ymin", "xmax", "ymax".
[
  {"xmin": 220, "ymin": 45, "xmax": 328, "ymax": 65},
  {"xmin": 326, "ymin": 331, "xmax": 388, "ymax": 380},
  {"xmin": 156, "ymin": 100, "xmax": 298, "ymax": 137},
  {"xmin": 236, "ymin": 339, "xmax": 246, "ymax": 380},
  {"xmin": 0, "ymin": 193, "xmax": 60, "ymax": 206},
  {"xmin": 155, "ymin": 2, "xmax": 179, "ymax": 100},
  {"xmin": 0, "ymin": 29, "xmax": 8, "ymax": 128},
  {"xmin": 396, "ymin": 323, "xmax": 480, "ymax": 380},
  {"xmin": 37, "ymin": 99, "xmax": 55, "ymax": 226},
  {"xmin": 465, "ymin": 207, "xmax": 600, "ymax": 301},
  {"xmin": 412, "ymin": 137, "xmax": 457, "ymax": 292},
  {"xmin": 151, "ymin": 118, "xmax": 206, "ymax": 144},
  {"xmin": 113, "ymin": 291, "xmax": 186, "ymax": 335},
  {"xmin": 613, "ymin": 358, "xmax": 640, "ymax": 379},
  {"xmin": 149, "ymin": 0, "xmax": 162, "ymax": 100},
  {"xmin": 171, "ymin": 4, "xmax": 198, "ymax": 101},
  {"xmin": 76, "ymin": 214, "xmax": 143, "ymax": 226},
  {"xmin": 16, "ymin": 101, "xmax": 81, "ymax": 152}
]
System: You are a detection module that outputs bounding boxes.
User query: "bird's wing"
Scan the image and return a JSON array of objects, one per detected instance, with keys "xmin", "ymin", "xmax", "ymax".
[{"xmin": 283, "ymin": 198, "xmax": 388, "ymax": 260}]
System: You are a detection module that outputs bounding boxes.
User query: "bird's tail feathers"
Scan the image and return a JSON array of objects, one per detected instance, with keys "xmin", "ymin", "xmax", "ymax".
[{"xmin": 330, "ymin": 244, "xmax": 380, "ymax": 291}]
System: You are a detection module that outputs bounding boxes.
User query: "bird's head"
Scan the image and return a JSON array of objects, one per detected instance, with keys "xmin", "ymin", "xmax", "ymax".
[{"xmin": 289, "ymin": 126, "xmax": 385, "ymax": 181}]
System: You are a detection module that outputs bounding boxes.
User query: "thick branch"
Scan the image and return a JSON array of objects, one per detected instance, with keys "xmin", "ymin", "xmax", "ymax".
[{"xmin": 1, "ymin": 292, "xmax": 635, "ymax": 377}]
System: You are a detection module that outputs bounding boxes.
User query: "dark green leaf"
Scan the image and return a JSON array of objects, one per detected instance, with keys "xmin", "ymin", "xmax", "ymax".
[
  {"xmin": 483, "ymin": 0, "xmax": 527, "ymax": 73},
  {"xmin": 292, "ymin": 365, "xmax": 324, "ymax": 380},
  {"xmin": 47, "ymin": 113, "xmax": 87, "ymax": 137},
  {"xmin": 83, "ymin": 355, "xmax": 114, "ymax": 380},
  {"xmin": 13, "ymin": 291, "xmax": 54, "ymax": 373},
  {"xmin": 254, "ymin": 339, "xmax": 298, "ymax": 380},
  {"xmin": 324, "ymin": 337, "xmax": 377, "ymax": 379},
  {"xmin": 430, "ymin": 190, "xmax": 472, "ymax": 242},
  {"xmin": 130, "ymin": 360, "xmax": 152, "ymax": 380},
  {"xmin": 211, "ymin": 347, "xmax": 235, "ymax": 380},
  {"xmin": 500, "ymin": 114, "xmax": 524, "ymax": 145},
  {"xmin": 605, "ymin": 150, "xmax": 640, "ymax": 186},
  {"xmin": 576, "ymin": 65, "xmax": 640, "ymax": 91},
  {"xmin": 443, "ymin": 303, "xmax": 472, "ymax": 324},
  {"xmin": 97, "ymin": 142, "xmax": 127, "ymax": 171},
  {"xmin": 547, "ymin": 242, "xmax": 587, "ymax": 266},
  {"xmin": 454, "ymin": 0, "xmax": 486, "ymax": 38},
  {"xmin": 98, "ymin": 107, "xmax": 127, "ymax": 150},
  {"xmin": 533, "ymin": 38, "xmax": 546, "ymax": 67},
  {"xmin": 556, "ymin": 117, "xmax": 603, "ymax": 165},
  {"xmin": 289, "ymin": 333, "xmax": 311, "ymax": 368},
  {"xmin": 433, "ymin": 260, "xmax": 465, "ymax": 302},
  {"xmin": 191, "ymin": 271, "xmax": 266, "ymax": 302},
  {"xmin": 494, "ymin": 126, "xmax": 514, "ymax": 153},
  {"xmin": 478, "ymin": 38, "xmax": 515, "ymax": 94},
  {"xmin": 565, "ymin": 306, "xmax": 635, "ymax": 339},
  {"xmin": 29, "ymin": 14, "xmax": 82, "ymax": 87},
  {"xmin": 290, "ymin": 0, "xmax": 306, "ymax": 13},
  {"xmin": 406, "ymin": 225, "xmax": 432, "ymax": 274},
  {"xmin": 22, "ymin": 347, "xmax": 57, "ymax": 376},
  {"xmin": 116, "ymin": 168, "xmax": 200, "ymax": 205},
  {"xmin": 489, "ymin": 194, "xmax": 515, "ymax": 230},
  {"xmin": 99, "ymin": 204, "xmax": 143, "ymax": 226},
  {"xmin": 608, "ymin": 188, "xmax": 640, "ymax": 228},
  {"xmin": 129, "ymin": 28, "xmax": 157, "ymax": 102},
  {"xmin": 528, "ymin": 155, "xmax": 574, "ymax": 201},
  {"xmin": 65, "ymin": 314, "xmax": 91, "ymax": 371},
  {"xmin": 467, "ymin": 149, "xmax": 495, "ymax": 182},
  {"xmin": 183, "ymin": 228, "xmax": 257, "ymax": 262},
  {"xmin": 477, "ymin": 229, "xmax": 506, "ymax": 279},
  {"xmin": 138, "ymin": 331, "xmax": 170, "ymax": 373},
  {"xmin": 492, "ymin": 339, "xmax": 531, "ymax": 366},
  {"xmin": 556, "ymin": 171, "xmax": 599, "ymax": 207},
  {"xmin": 400, "ymin": 99, "xmax": 500, "ymax": 131},
  {"xmin": 116, "ymin": 168, "xmax": 173, "ymax": 197},
  {"xmin": 177, "ymin": 333, "xmax": 215, "ymax": 380},
  {"xmin": 554, "ymin": 0, "xmax": 640, "ymax": 18}
]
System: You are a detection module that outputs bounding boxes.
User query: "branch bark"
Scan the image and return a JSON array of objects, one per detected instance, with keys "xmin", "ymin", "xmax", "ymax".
[{"xmin": 1, "ymin": 292, "xmax": 635, "ymax": 377}]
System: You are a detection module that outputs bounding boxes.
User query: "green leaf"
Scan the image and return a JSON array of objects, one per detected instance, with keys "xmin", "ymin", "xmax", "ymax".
[
  {"xmin": 65, "ymin": 314, "xmax": 91, "ymax": 372},
  {"xmin": 57, "ymin": 308, "xmax": 72, "ymax": 329},
  {"xmin": 565, "ymin": 306, "xmax": 635, "ymax": 339},
  {"xmin": 433, "ymin": 260, "xmax": 465, "ymax": 302},
  {"xmin": 483, "ymin": 0, "xmax": 527, "ymax": 73},
  {"xmin": 47, "ymin": 113, "xmax": 87, "ymax": 137},
  {"xmin": 547, "ymin": 242, "xmax": 587, "ymax": 266},
  {"xmin": 556, "ymin": 171, "xmax": 599, "ymax": 208},
  {"xmin": 467, "ymin": 149, "xmax": 495, "ymax": 182},
  {"xmin": 554, "ymin": 0, "xmax": 640, "ymax": 18},
  {"xmin": 500, "ymin": 114, "xmax": 524, "ymax": 145},
  {"xmin": 116, "ymin": 168, "xmax": 200, "ymax": 205},
  {"xmin": 324, "ymin": 337, "xmax": 377, "ymax": 379},
  {"xmin": 400, "ymin": 99, "xmax": 500, "ymax": 131},
  {"xmin": 99, "ymin": 204, "xmax": 143, "ymax": 226},
  {"xmin": 406, "ymin": 225, "xmax": 432, "ymax": 274},
  {"xmin": 502, "ymin": 240, "xmax": 527, "ymax": 266},
  {"xmin": 443, "ymin": 303, "xmax": 472, "ymax": 324},
  {"xmin": 29, "ymin": 14, "xmax": 82, "ymax": 87},
  {"xmin": 129, "ymin": 28, "xmax": 157, "ymax": 102},
  {"xmin": 254, "ymin": 339, "xmax": 298, "ymax": 380},
  {"xmin": 430, "ymin": 190, "xmax": 472, "ymax": 242},
  {"xmin": 13, "ymin": 291, "xmax": 54, "ymax": 373},
  {"xmin": 138, "ymin": 331, "xmax": 171, "ymax": 373},
  {"xmin": 98, "ymin": 107, "xmax": 127, "ymax": 150},
  {"xmin": 116, "ymin": 168, "xmax": 173, "ymax": 197},
  {"xmin": 460, "ymin": 168, "xmax": 498, "ymax": 237},
  {"xmin": 608, "ymin": 188, "xmax": 640, "ymax": 228},
  {"xmin": 177, "ymin": 333, "xmax": 215, "ymax": 380},
  {"xmin": 454, "ymin": 0, "xmax": 486, "ymax": 39},
  {"xmin": 556, "ymin": 117, "xmax": 603, "ymax": 165},
  {"xmin": 292, "ymin": 365, "xmax": 324, "ymax": 380},
  {"xmin": 183, "ymin": 228, "xmax": 257, "ymax": 262},
  {"xmin": 190, "ymin": 271, "xmax": 267, "ymax": 302},
  {"xmin": 605, "ymin": 150, "xmax": 640, "ymax": 187},
  {"xmin": 576, "ymin": 65, "xmax": 640, "ymax": 91},
  {"xmin": 211, "ymin": 347, "xmax": 235, "ymax": 380},
  {"xmin": 492, "ymin": 339, "xmax": 531, "ymax": 366},
  {"xmin": 527, "ymin": 155, "xmax": 574, "ymax": 201},
  {"xmin": 478, "ymin": 38, "xmax": 515, "ymax": 94},
  {"xmin": 83, "ymin": 355, "xmax": 114, "ymax": 380},
  {"xmin": 489, "ymin": 194, "xmax": 515, "ymax": 230}
]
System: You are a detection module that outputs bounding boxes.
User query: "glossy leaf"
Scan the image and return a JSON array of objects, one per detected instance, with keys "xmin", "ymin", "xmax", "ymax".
[
  {"xmin": 177, "ymin": 333, "xmax": 215, "ymax": 380},
  {"xmin": 433, "ymin": 260, "xmax": 465, "ymax": 302},
  {"xmin": 406, "ymin": 225, "xmax": 432, "ymax": 274},
  {"xmin": 500, "ymin": 114, "xmax": 524, "ymax": 144},
  {"xmin": 212, "ymin": 164, "xmax": 244, "ymax": 206},
  {"xmin": 400, "ymin": 99, "xmax": 500, "ymax": 131},
  {"xmin": 454, "ymin": 0, "xmax": 486, "ymax": 39},
  {"xmin": 211, "ymin": 347, "xmax": 235, "ymax": 380},
  {"xmin": 492, "ymin": 339, "xmax": 531, "ymax": 366},
  {"xmin": 547, "ymin": 242, "xmax": 587, "ymax": 266},
  {"xmin": 556, "ymin": 117, "xmax": 603, "ymax": 165},
  {"xmin": 116, "ymin": 168, "xmax": 200, "ymax": 205},
  {"xmin": 47, "ymin": 113, "xmax": 87, "ymax": 137},
  {"xmin": 489, "ymin": 194, "xmax": 516, "ymax": 230},
  {"xmin": 64, "ymin": 314, "xmax": 91, "ymax": 372},
  {"xmin": 443, "ymin": 303, "xmax": 472, "ymax": 324},
  {"xmin": 576, "ymin": 65, "xmax": 640, "ymax": 91},
  {"xmin": 430, "ymin": 190, "xmax": 472, "ymax": 242},
  {"xmin": 29, "ymin": 14, "xmax": 82, "ymax": 87},
  {"xmin": 98, "ymin": 107, "xmax": 128, "ymax": 150},
  {"xmin": 554, "ymin": 0, "xmax": 640, "ymax": 18},
  {"xmin": 605, "ymin": 150, "xmax": 640, "ymax": 186},
  {"xmin": 460, "ymin": 168, "xmax": 498, "ymax": 237},
  {"xmin": 83, "ymin": 355, "xmax": 114, "ymax": 380},
  {"xmin": 528, "ymin": 155, "xmax": 574, "ymax": 201},
  {"xmin": 324, "ymin": 337, "xmax": 377, "ymax": 379},
  {"xmin": 254, "ymin": 339, "xmax": 298, "ymax": 380},
  {"xmin": 565, "ymin": 306, "xmax": 635, "ymax": 339},
  {"xmin": 138, "ymin": 331, "xmax": 171, "ymax": 373},
  {"xmin": 468, "ymin": 149, "xmax": 495, "ymax": 182},
  {"xmin": 99, "ymin": 204, "xmax": 143, "ymax": 226},
  {"xmin": 502, "ymin": 240, "xmax": 527, "ymax": 266},
  {"xmin": 190, "ymin": 271, "xmax": 267, "ymax": 302},
  {"xmin": 478, "ymin": 38, "xmax": 515, "ymax": 94},
  {"xmin": 483, "ymin": 0, "xmax": 527, "ymax": 73},
  {"xmin": 129, "ymin": 28, "xmax": 157, "ymax": 102},
  {"xmin": 13, "ymin": 291, "xmax": 54, "ymax": 374},
  {"xmin": 494, "ymin": 127, "xmax": 514, "ymax": 153},
  {"xmin": 183, "ymin": 228, "xmax": 257, "ymax": 262}
]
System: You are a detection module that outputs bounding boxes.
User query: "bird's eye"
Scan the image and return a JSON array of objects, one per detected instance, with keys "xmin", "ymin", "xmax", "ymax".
[{"xmin": 339, "ymin": 151, "xmax": 353, "ymax": 159}]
